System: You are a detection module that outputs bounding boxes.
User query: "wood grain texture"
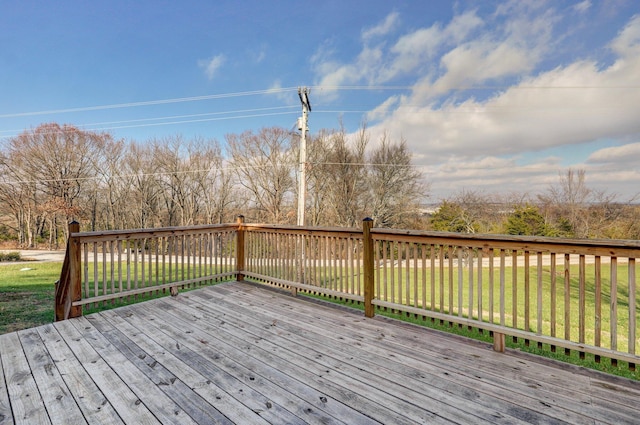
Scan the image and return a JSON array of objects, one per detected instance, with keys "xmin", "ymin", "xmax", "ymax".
[{"xmin": 3, "ymin": 282, "xmax": 640, "ymax": 424}]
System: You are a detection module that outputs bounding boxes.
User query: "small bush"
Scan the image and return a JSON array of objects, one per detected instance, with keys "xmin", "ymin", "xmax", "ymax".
[{"xmin": 0, "ymin": 251, "xmax": 22, "ymax": 262}]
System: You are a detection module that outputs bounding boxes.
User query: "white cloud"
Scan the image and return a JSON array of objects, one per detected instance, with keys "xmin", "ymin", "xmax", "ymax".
[
  {"xmin": 313, "ymin": 10, "xmax": 483, "ymax": 93},
  {"xmin": 610, "ymin": 14, "xmax": 640, "ymax": 57},
  {"xmin": 198, "ymin": 54, "xmax": 226, "ymax": 80},
  {"xmin": 265, "ymin": 80, "xmax": 294, "ymax": 103},
  {"xmin": 362, "ymin": 12, "xmax": 399, "ymax": 41},
  {"xmin": 587, "ymin": 143, "xmax": 640, "ymax": 164},
  {"xmin": 319, "ymin": 6, "xmax": 640, "ymax": 199},
  {"xmin": 573, "ymin": 1, "xmax": 592, "ymax": 14}
]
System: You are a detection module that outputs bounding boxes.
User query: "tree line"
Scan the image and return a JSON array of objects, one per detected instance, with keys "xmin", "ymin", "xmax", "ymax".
[
  {"xmin": 430, "ymin": 169, "xmax": 640, "ymax": 240},
  {"xmin": 1, "ymin": 123, "xmax": 638, "ymax": 248},
  {"xmin": 0, "ymin": 123, "xmax": 424, "ymax": 248}
]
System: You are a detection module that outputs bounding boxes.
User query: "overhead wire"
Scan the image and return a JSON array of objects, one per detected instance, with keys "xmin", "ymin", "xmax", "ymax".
[{"xmin": 0, "ymin": 87, "xmax": 301, "ymax": 119}]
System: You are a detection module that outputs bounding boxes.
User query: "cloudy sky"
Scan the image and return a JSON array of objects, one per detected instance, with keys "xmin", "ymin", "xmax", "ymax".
[{"xmin": 1, "ymin": 0, "xmax": 639, "ymax": 201}]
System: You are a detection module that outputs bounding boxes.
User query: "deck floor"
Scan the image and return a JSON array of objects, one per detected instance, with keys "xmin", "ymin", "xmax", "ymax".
[{"xmin": 1, "ymin": 281, "xmax": 639, "ymax": 424}]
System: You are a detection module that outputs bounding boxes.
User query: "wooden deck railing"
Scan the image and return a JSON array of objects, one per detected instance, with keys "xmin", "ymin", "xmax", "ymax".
[
  {"xmin": 55, "ymin": 220, "xmax": 241, "ymax": 320},
  {"xmin": 56, "ymin": 217, "xmax": 640, "ymax": 368}
]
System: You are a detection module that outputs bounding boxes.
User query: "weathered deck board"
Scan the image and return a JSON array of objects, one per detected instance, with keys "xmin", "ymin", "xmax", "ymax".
[
  {"xmin": 1, "ymin": 281, "xmax": 640, "ymax": 424},
  {"xmin": 192, "ymin": 284, "xmax": 638, "ymax": 424}
]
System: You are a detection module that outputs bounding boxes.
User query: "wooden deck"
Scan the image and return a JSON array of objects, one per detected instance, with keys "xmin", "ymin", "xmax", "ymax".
[{"xmin": 1, "ymin": 282, "xmax": 639, "ymax": 425}]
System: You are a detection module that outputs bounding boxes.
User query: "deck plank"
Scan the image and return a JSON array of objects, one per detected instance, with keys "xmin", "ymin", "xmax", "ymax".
[
  {"xmin": 177, "ymin": 284, "xmax": 580, "ymax": 424},
  {"xmin": 123, "ymin": 302, "xmax": 385, "ymax": 424},
  {"xmin": 146, "ymin": 296, "xmax": 515, "ymax": 424},
  {"xmin": 196, "ymin": 283, "xmax": 640, "ymax": 424},
  {"xmin": 53, "ymin": 319, "xmax": 161, "ymax": 425},
  {"xmin": 35, "ymin": 323, "xmax": 124, "ymax": 425},
  {"xmin": 0, "ymin": 334, "xmax": 16, "ymax": 425},
  {"xmin": 69, "ymin": 316, "xmax": 207, "ymax": 425},
  {"xmin": 0, "ymin": 332, "xmax": 51, "ymax": 425},
  {"xmin": 86, "ymin": 311, "xmax": 272, "ymax": 425},
  {"xmin": 2, "ymin": 281, "xmax": 640, "ymax": 424},
  {"xmin": 17, "ymin": 328, "xmax": 86, "ymax": 425}
]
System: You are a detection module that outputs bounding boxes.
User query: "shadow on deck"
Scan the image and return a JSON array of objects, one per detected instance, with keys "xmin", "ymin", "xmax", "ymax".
[{"xmin": 2, "ymin": 281, "xmax": 640, "ymax": 424}]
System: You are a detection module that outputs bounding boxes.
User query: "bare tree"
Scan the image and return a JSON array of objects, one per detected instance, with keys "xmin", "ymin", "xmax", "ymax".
[
  {"xmin": 366, "ymin": 133, "xmax": 426, "ymax": 228},
  {"xmin": 321, "ymin": 124, "xmax": 368, "ymax": 227},
  {"xmin": 227, "ymin": 127, "xmax": 295, "ymax": 223},
  {"xmin": 2, "ymin": 123, "xmax": 109, "ymax": 246},
  {"xmin": 304, "ymin": 130, "xmax": 335, "ymax": 226},
  {"xmin": 124, "ymin": 142, "xmax": 163, "ymax": 228}
]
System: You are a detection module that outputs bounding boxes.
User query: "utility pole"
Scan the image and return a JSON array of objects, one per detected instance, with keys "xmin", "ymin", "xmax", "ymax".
[{"xmin": 297, "ymin": 87, "xmax": 311, "ymax": 226}]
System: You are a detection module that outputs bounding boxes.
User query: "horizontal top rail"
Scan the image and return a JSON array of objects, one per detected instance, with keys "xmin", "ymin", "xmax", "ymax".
[
  {"xmin": 70, "ymin": 223, "xmax": 239, "ymax": 243},
  {"xmin": 242, "ymin": 223, "xmax": 363, "ymax": 238},
  {"xmin": 371, "ymin": 228, "xmax": 640, "ymax": 257}
]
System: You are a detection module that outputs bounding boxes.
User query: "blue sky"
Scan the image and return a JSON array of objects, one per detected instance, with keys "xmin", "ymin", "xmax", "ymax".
[{"xmin": 1, "ymin": 0, "xmax": 639, "ymax": 201}]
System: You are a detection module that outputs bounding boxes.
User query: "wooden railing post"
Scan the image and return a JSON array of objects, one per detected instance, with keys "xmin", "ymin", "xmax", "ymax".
[
  {"xmin": 236, "ymin": 215, "xmax": 245, "ymax": 281},
  {"xmin": 68, "ymin": 221, "xmax": 82, "ymax": 319},
  {"xmin": 56, "ymin": 221, "xmax": 82, "ymax": 321},
  {"xmin": 363, "ymin": 218, "xmax": 375, "ymax": 318}
]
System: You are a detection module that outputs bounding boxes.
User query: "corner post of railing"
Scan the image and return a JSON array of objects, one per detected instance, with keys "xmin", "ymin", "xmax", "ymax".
[
  {"xmin": 68, "ymin": 221, "xmax": 82, "ymax": 319},
  {"xmin": 236, "ymin": 215, "xmax": 245, "ymax": 282},
  {"xmin": 363, "ymin": 218, "xmax": 375, "ymax": 318}
]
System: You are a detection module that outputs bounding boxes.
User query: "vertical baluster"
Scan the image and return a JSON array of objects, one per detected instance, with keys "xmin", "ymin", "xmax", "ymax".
[
  {"xmin": 117, "ymin": 240, "xmax": 123, "ymax": 295},
  {"xmin": 500, "ymin": 249, "xmax": 506, "ymax": 327},
  {"xmin": 109, "ymin": 241, "xmax": 115, "ymax": 300},
  {"xmin": 382, "ymin": 241, "xmax": 389, "ymax": 304},
  {"xmin": 512, "ymin": 250, "xmax": 518, "ymax": 337},
  {"xmin": 477, "ymin": 248, "xmax": 482, "ymax": 322},
  {"xmin": 439, "ymin": 245, "xmax": 444, "ymax": 314},
  {"xmin": 579, "ymin": 254, "xmax": 586, "ymax": 359},
  {"xmin": 390, "ymin": 241, "xmax": 396, "ymax": 305},
  {"xmin": 404, "ymin": 242, "xmax": 410, "ymax": 307},
  {"xmin": 141, "ymin": 238, "xmax": 146, "ymax": 292},
  {"xmin": 468, "ymin": 247, "xmax": 474, "ymax": 322},
  {"xmin": 430, "ymin": 245, "xmax": 435, "ymax": 311},
  {"xmin": 421, "ymin": 243, "xmax": 426, "ymax": 310},
  {"xmin": 610, "ymin": 256, "xmax": 618, "ymax": 366},
  {"xmin": 524, "ymin": 251, "xmax": 530, "ymax": 337},
  {"xmin": 94, "ymin": 242, "xmax": 99, "ymax": 304},
  {"xmin": 457, "ymin": 247, "xmax": 463, "ymax": 318},
  {"xmin": 448, "ymin": 246, "xmax": 454, "ymax": 317},
  {"xmin": 83, "ymin": 243, "xmax": 89, "ymax": 300},
  {"xmin": 564, "ymin": 253, "xmax": 571, "ymax": 355},
  {"xmin": 134, "ymin": 240, "xmax": 139, "ymax": 298},
  {"xmin": 537, "ymin": 252, "xmax": 543, "ymax": 346},
  {"xmin": 101, "ymin": 241, "xmax": 107, "ymax": 300},
  {"xmin": 489, "ymin": 248, "xmax": 494, "ymax": 324},
  {"xmin": 594, "ymin": 255, "xmax": 602, "ymax": 362},
  {"xmin": 628, "ymin": 258, "xmax": 636, "ymax": 370}
]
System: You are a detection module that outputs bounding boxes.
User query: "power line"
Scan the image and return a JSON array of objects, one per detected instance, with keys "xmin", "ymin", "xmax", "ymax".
[
  {"xmin": 0, "ymin": 106, "xmax": 300, "ymax": 136},
  {"xmin": 0, "ymin": 111, "xmax": 300, "ymax": 140},
  {"xmin": 0, "ymin": 87, "xmax": 300, "ymax": 119},
  {"xmin": 3, "ymin": 84, "xmax": 638, "ymax": 120}
]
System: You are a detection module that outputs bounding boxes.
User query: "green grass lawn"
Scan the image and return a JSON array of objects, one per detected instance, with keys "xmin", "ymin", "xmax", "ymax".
[
  {"xmin": 0, "ymin": 262, "xmax": 60, "ymax": 333},
  {"xmin": 2, "ymin": 258, "xmax": 638, "ymax": 380},
  {"xmin": 0, "ymin": 260, "xmax": 233, "ymax": 334}
]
